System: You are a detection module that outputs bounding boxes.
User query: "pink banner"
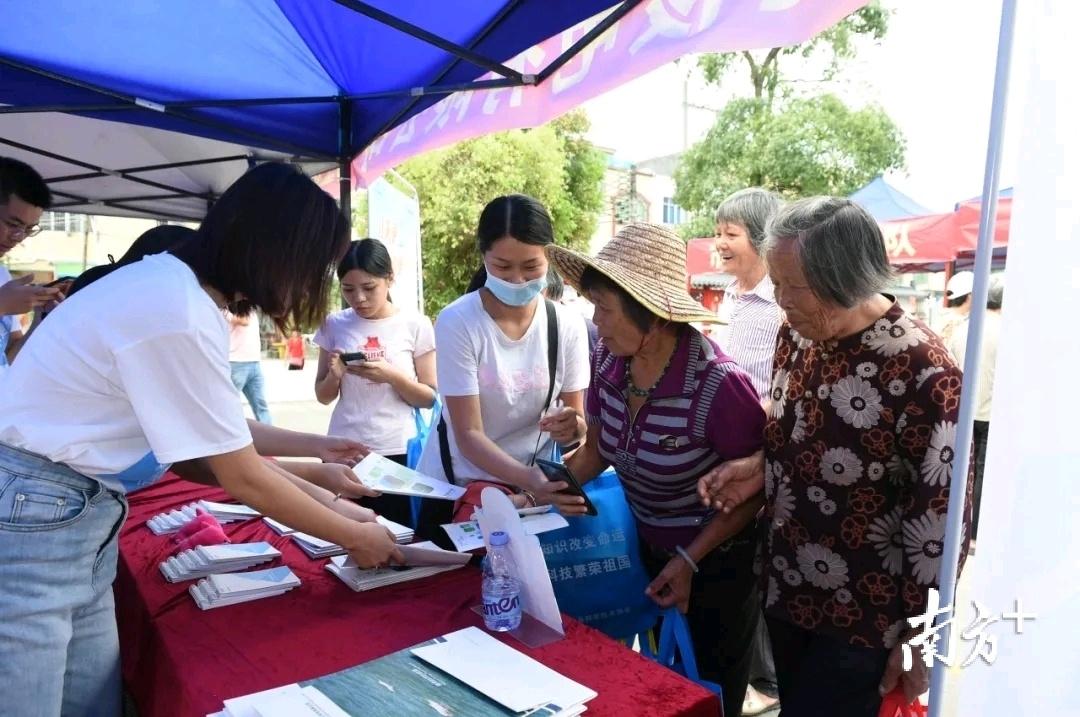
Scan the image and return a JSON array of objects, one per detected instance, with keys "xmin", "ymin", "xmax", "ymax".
[{"xmin": 352, "ymin": 0, "xmax": 866, "ymax": 186}]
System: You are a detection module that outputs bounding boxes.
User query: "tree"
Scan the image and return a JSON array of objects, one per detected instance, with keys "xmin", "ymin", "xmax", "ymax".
[
  {"xmin": 675, "ymin": 95, "xmax": 905, "ymax": 210},
  {"xmin": 397, "ymin": 109, "xmax": 604, "ymax": 315},
  {"xmin": 675, "ymin": 3, "xmax": 903, "ymax": 223}
]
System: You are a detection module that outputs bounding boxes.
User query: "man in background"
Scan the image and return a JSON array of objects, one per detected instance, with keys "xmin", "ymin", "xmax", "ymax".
[{"xmin": 0, "ymin": 157, "xmax": 63, "ymax": 369}]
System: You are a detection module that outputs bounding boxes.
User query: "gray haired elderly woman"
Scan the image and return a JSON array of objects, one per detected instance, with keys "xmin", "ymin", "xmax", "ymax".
[
  {"xmin": 714, "ymin": 188, "xmax": 785, "ymax": 404},
  {"xmin": 699, "ymin": 197, "xmax": 973, "ymax": 716},
  {"xmin": 713, "ymin": 188, "xmax": 784, "ymax": 716}
]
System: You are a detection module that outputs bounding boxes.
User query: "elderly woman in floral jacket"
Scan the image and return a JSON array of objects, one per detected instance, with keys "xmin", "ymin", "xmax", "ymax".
[{"xmin": 700, "ymin": 197, "xmax": 973, "ymax": 717}]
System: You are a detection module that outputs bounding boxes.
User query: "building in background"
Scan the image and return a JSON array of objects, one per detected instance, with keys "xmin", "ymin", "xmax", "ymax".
[
  {"xmin": 590, "ymin": 151, "xmax": 692, "ymax": 254},
  {"xmin": 1, "ymin": 211, "xmax": 165, "ymax": 282}
]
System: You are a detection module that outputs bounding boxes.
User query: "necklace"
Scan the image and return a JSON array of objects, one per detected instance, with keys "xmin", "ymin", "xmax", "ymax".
[{"xmin": 626, "ymin": 349, "xmax": 675, "ymax": 399}]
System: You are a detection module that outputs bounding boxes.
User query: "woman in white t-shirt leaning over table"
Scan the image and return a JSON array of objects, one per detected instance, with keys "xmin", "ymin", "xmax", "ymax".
[
  {"xmin": 314, "ymin": 238, "xmax": 437, "ymax": 525},
  {"xmin": 415, "ymin": 194, "xmax": 592, "ymax": 538},
  {"xmin": 0, "ymin": 163, "xmax": 405, "ymax": 717}
]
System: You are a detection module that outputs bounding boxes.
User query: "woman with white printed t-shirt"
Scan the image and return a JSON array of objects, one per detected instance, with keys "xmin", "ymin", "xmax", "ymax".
[
  {"xmin": 415, "ymin": 195, "xmax": 592, "ymax": 537},
  {"xmin": 314, "ymin": 238, "xmax": 437, "ymax": 526},
  {"xmin": 0, "ymin": 164, "xmax": 405, "ymax": 717}
]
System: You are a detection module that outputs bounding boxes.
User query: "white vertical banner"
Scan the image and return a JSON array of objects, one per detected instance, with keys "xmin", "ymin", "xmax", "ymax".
[
  {"xmin": 368, "ymin": 174, "xmax": 423, "ymax": 314},
  {"xmin": 955, "ymin": 2, "xmax": 1080, "ymax": 715}
]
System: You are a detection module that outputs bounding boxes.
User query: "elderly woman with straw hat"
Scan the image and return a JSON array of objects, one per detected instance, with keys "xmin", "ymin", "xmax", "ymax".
[
  {"xmin": 699, "ymin": 198, "xmax": 974, "ymax": 715},
  {"xmin": 549, "ymin": 223, "xmax": 766, "ymax": 717}
]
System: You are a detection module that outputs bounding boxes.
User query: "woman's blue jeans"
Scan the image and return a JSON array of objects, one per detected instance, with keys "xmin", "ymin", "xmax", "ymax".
[{"xmin": 0, "ymin": 442, "xmax": 128, "ymax": 717}]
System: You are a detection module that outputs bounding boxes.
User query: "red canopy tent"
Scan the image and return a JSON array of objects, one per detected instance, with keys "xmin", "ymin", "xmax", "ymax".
[
  {"xmin": 882, "ymin": 196, "xmax": 1012, "ymax": 273},
  {"xmin": 685, "ymin": 236, "xmax": 728, "ymax": 313}
]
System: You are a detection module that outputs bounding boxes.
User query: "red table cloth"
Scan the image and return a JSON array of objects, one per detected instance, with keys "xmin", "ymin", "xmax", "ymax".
[{"xmin": 116, "ymin": 473, "xmax": 722, "ymax": 717}]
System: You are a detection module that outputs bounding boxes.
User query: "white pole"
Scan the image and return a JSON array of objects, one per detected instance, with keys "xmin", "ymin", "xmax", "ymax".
[{"xmin": 927, "ymin": 0, "xmax": 1017, "ymax": 715}]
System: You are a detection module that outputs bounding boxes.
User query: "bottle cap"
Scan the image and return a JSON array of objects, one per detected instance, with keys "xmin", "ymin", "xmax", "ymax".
[{"xmin": 489, "ymin": 530, "xmax": 509, "ymax": 547}]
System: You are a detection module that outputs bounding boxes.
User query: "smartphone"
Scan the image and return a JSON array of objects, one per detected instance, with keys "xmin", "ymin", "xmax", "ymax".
[
  {"xmin": 535, "ymin": 458, "xmax": 598, "ymax": 516},
  {"xmin": 44, "ymin": 276, "xmax": 75, "ymax": 288},
  {"xmin": 339, "ymin": 352, "xmax": 366, "ymax": 364}
]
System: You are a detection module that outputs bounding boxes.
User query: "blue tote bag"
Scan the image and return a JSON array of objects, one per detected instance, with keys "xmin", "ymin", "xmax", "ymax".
[{"xmin": 539, "ymin": 467, "xmax": 659, "ymax": 640}]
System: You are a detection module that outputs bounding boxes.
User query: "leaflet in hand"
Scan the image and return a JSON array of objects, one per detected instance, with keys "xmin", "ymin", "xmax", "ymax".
[
  {"xmin": 189, "ymin": 566, "xmax": 300, "ymax": 610},
  {"xmin": 326, "ymin": 541, "xmax": 468, "ymax": 592},
  {"xmin": 160, "ymin": 541, "xmax": 280, "ymax": 582},
  {"xmin": 147, "ymin": 499, "xmax": 259, "ymax": 535},
  {"xmin": 441, "ymin": 509, "xmax": 569, "ymax": 553},
  {"xmin": 353, "ymin": 452, "xmax": 465, "ymax": 500}
]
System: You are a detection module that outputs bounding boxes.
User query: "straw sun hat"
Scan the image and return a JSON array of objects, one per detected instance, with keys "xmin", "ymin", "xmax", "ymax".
[{"xmin": 546, "ymin": 222, "xmax": 718, "ymax": 324}]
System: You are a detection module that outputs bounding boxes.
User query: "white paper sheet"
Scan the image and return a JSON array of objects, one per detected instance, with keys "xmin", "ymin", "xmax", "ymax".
[
  {"xmin": 441, "ymin": 512, "xmax": 569, "ymax": 553},
  {"xmin": 475, "ymin": 488, "xmax": 564, "ymax": 635},
  {"xmin": 410, "ymin": 627, "xmax": 594, "ymax": 713},
  {"xmin": 353, "ymin": 453, "xmax": 466, "ymax": 500}
]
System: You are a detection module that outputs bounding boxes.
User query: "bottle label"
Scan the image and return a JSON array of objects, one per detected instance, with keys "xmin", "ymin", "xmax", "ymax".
[{"xmin": 482, "ymin": 593, "xmax": 520, "ymax": 617}]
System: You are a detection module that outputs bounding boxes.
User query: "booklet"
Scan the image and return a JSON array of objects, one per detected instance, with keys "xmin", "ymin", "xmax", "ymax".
[
  {"xmin": 305, "ymin": 633, "xmax": 591, "ymax": 716},
  {"xmin": 411, "ymin": 627, "xmax": 595, "ymax": 714},
  {"xmin": 189, "ymin": 566, "xmax": 300, "ymax": 610},
  {"xmin": 215, "ymin": 684, "xmax": 349, "ymax": 717},
  {"xmin": 352, "ymin": 452, "xmax": 466, "ymax": 500},
  {"xmin": 148, "ymin": 500, "xmax": 259, "ymax": 535},
  {"xmin": 160, "ymin": 542, "xmax": 281, "ymax": 582},
  {"xmin": 441, "ymin": 510, "xmax": 569, "ymax": 553},
  {"xmin": 326, "ymin": 541, "xmax": 469, "ymax": 592}
]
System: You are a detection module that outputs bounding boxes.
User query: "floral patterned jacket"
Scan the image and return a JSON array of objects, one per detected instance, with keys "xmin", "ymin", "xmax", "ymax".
[{"xmin": 760, "ymin": 300, "xmax": 973, "ymax": 649}]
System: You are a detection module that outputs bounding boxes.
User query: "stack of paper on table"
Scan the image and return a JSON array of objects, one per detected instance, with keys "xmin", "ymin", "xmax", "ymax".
[
  {"xmin": 352, "ymin": 452, "xmax": 466, "ymax": 500},
  {"xmin": 326, "ymin": 541, "xmax": 469, "ymax": 591},
  {"xmin": 210, "ymin": 626, "xmax": 594, "ymax": 717},
  {"xmin": 412, "ymin": 627, "xmax": 596, "ymax": 715},
  {"xmin": 208, "ymin": 684, "xmax": 349, "ymax": 717},
  {"xmin": 159, "ymin": 542, "xmax": 281, "ymax": 582},
  {"xmin": 147, "ymin": 500, "xmax": 260, "ymax": 535},
  {"xmin": 441, "ymin": 506, "xmax": 569, "ymax": 553},
  {"xmin": 189, "ymin": 566, "xmax": 300, "ymax": 610},
  {"xmin": 287, "ymin": 515, "xmax": 414, "ymax": 558}
]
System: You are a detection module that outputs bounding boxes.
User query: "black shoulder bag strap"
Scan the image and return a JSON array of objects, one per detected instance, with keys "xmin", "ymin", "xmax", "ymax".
[{"xmin": 439, "ymin": 299, "xmax": 559, "ymax": 484}]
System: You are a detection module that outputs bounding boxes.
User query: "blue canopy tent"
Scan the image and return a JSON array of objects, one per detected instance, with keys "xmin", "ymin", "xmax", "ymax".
[
  {"xmin": 849, "ymin": 175, "xmax": 932, "ymax": 222},
  {"xmin": 0, "ymin": 0, "xmax": 633, "ymax": 221}
]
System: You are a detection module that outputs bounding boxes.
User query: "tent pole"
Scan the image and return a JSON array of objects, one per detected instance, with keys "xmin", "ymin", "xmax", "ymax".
[
  {"xmin": 338, "ymin": 99, "xmax": 353, "ymax": 231},
  {"xmin": 927, "ymin": 1, "xmax": 1016, "ymax": 715}
]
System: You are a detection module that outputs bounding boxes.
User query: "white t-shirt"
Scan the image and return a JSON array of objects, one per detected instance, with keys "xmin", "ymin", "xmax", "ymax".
[
  {"xmin": 0, "ymin": 254, "xmax": 252, "ymax": 493},
  {"xmin": 227, "ymin": 310, "xmax": 263, "ymax": 362},
  {"xmin": 416, "ymin": 292, "xmax": 590, "ymax": 485},
  {"xmin": 0, "ymin": 265, "xmax": 21, "ymax": 371},
  {"xmin": 313, "ymin": 308, "xmax": 435, "ymax": 455},
  {"xmin": 946, "ymin": 310, "xmax": 1000, "ymax": 422}
]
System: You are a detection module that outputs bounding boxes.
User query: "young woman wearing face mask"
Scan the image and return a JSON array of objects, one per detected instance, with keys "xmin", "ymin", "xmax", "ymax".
[
  {"xmin": 414, "ymin": 195, "xmax": 591, "ymax": 531},
  {"xmin": 314, "ymin": 238, "xmax": 437, "ymax": 526}
]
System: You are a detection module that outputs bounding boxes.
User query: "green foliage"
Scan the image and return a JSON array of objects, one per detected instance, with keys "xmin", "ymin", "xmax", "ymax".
[
  {"xmin": 678, "ymin": 2, "xmax": 902, "ymax": 214},
  {"xmin": 675, "ymin": 95, "xmax": 905, "ymax": 212},
  {"xmin": 697, "ymin": 3, "xmax": 889, "ymax": 102},
  {"xmin": 397, "ymin": 109, "xmax": 604, "ymax": 316}
]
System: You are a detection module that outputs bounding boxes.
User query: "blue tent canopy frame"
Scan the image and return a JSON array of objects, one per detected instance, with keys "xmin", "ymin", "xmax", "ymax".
[{"xmin": 0, "ymin": 0, "xmax": 640, "ymax": 221}]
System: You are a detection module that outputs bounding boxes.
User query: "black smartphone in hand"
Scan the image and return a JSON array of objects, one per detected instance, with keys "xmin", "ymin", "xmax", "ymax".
[
  {"xmin": 535, "ymin": 458, "xmax": 598, "ymax": 516},
  {"xmin": 339, "ymin": 352, "xmax": 366, "ymax": 364}
]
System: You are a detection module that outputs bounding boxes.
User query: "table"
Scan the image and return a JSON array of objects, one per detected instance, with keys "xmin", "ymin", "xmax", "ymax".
[{"xmin": 116, "ymin": 473, "xmax": 722, "ymax": 717}]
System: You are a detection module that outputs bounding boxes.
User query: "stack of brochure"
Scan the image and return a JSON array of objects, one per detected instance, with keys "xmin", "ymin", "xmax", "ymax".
[
  {"xmin": 325, "ymin": 541, "xmax": 469, "ymax": 592},
  {"xmin": 284, "ymin": 515, "xmax": 414, "ymax": 559},
  {"xmin": 210, "ymin": 626, "xmax": 596, "ymax": 716},
  {"xmin": 159, "ymin": 542, "xmax": 281, "ymax": 583},
  {"xmin": 189, "ymin": 566, "xmax": 300, "ymax": 610},
  {"xmin": 147, "ymin": 500, "xmax": 260, "ymax": 535}
]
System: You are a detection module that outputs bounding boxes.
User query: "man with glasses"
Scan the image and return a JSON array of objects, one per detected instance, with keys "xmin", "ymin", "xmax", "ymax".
[{"xmin": 1, "ymin": 157, "xmax": 62, "ymax": 367}]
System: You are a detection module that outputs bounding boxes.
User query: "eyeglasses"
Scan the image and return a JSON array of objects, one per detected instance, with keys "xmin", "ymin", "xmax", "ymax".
[{"xmin": 1, "ymin": 216, "xmax": 41, "ymax": 239}]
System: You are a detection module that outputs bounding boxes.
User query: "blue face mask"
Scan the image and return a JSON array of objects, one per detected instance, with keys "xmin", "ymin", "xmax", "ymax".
[{"xmin": 484, "ymin": 269, "xmax": 548, "ymax": 307}]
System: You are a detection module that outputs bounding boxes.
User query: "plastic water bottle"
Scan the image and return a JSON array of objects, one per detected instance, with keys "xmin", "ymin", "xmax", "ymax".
[{"xmin": 481, "ymin": 531, "xmax": 522, "ymax": 632}]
